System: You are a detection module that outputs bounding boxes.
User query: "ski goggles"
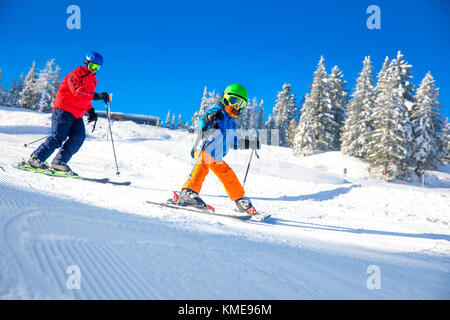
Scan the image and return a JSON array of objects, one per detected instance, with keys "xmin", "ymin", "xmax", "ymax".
[
  {"xmin": 224, "ymin": 93, "xmax": 247, "ymax": 110},
  {"xmin": 88, "ymin": 62, "xmax": 102, "ymax": 71}
]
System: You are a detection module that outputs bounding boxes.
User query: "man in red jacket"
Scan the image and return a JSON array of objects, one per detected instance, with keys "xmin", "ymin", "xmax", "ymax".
[{"xmin": 27, "ymin": 52, "xmax": 109, "ymax": 175}]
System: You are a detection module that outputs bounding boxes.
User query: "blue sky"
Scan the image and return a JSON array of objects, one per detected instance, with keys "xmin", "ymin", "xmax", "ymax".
[{"xmin": 1, "ymin": 0, "xmax": 449, "ymax": 123}]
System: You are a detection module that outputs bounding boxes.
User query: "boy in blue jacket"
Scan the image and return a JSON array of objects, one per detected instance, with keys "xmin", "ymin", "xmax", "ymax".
[{"xmin": 177, "ymin": 84, "xmax": 260, "ymax": 215}]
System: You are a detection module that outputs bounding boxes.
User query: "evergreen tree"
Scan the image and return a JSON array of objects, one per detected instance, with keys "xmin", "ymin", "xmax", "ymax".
[
  {"xmin": 265, "ymin": 115, "xmax": 276, "ymax": 146},
  {"xmin": 18, "ymin": 61, "xmax": 41, "ymax": 109},
  {"xmin": 237, "ymin": 97, "xmax": 257, "ymax": 130},
  {"xmin": 442, "ymin": 118, "xmax": 450, "ymax": 162},
  {"xmin": 366, "ymin": 51, "xmax": 415, "ymax": 180},
  {"xmin": 6, "ymin": 75, "xmax": 22, "ymax": 108},
  {"xmin": 171, "ymin": 114, "xmax": 176, "ymax": 129},
  {"xmin": 293, "ymin": 56, "xmax": 333, "ymax": 155},
  {"xmin": 341, "ymin": 56, "xmax": 376, "ymax": 157},
  {"xmin": 177, "ymin": 114, "xmax": 183, "ymax": 130},
  {"xmin": 411, "ymin": 72, "xmax": 444, "ymax": 166},
  {"xmin": 375, "ymin": 57, "xmax": 390, "ymax": 97},
  {"xmin": 191, "ymin": 86, "xmax": 220, "ymax": 131},
  {"xmin": 256, "ymin": 99, "xmax": 265, "ymax": 129},
  {"xmin": 327, "ymin": 65, "xmax": 348, "ymax": 149},
  {"xmin": 38, "ymin": 59, "xmax": 60, "ymax": 112},
  {"xmin": 293, "ymin": 102, "xmax": 317, "ymax": 156},
  {"xmin": 286, "ymin": 118, "xmax": 298, "ymax": 147},
  {"xmin": 271, "ymin": 83, "xmax": 297, "ymax": 146},
  {"xmin": 165, "ymin": 109, "xmax": 171, "ymax": 128}
]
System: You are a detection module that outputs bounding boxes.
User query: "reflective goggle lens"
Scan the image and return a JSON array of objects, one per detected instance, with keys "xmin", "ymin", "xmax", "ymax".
[
  {"xmin": 227, "ymin": 95, "xmax": 247, "ymax": 109},
  {"xmin": 89, "ymin": 62, "xmax": 102, "ymax": 71}
]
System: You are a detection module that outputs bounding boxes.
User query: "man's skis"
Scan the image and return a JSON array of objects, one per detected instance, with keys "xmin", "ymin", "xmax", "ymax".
[
  {"xmin": 14, "ymin": 160, "xmax": 131, "ymax": 186},
  {"xmin": 146, "ymin": 192, "xmax": 271, "ymax": 222}
]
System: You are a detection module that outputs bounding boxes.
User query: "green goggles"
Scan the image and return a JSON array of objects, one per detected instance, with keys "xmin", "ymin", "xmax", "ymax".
[
  {"xmin": 224, "ymin": 93, "xmax": 247, "ymax": 110},
  {"xmin": 88, "ymin": 62, "xmax": 102, "ymax": 71}
]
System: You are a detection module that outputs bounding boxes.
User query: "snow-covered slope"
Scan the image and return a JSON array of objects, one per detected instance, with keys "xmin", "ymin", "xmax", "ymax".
[{"xmin": 0, "ymin": 106, "xmax": 449, "ymax": 299}]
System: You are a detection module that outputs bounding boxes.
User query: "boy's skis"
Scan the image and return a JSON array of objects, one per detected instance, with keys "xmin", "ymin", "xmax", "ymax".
[
  {"xmin": 14, "ymin": 159, "xmax": 131, "ymax": 186},
  {"xmin": 146, "ymin": 191, "xmax": 271, "ymax": 222}
]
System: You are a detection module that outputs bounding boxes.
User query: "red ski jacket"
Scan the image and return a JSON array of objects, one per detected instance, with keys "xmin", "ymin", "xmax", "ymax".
[{"xmin": 53, "ymin": 66, "xmax": 97, "ymax": 118}]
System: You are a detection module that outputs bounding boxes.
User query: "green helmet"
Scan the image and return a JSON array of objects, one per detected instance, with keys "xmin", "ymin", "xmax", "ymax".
[{"xmin": 223, "ymin": 84, "xmax": 248, "ymax": 102}]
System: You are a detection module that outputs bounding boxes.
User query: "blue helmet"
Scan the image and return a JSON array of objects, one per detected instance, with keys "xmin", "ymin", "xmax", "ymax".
[{"xmin": 85, "ymin": 51, "xmax": 103, "ymax": 65}]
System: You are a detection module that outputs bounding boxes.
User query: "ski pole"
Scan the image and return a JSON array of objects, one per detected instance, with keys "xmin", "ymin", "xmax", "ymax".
[
  {"xmin": 105, "ymin": 94, "xmax": 120, "ymax": 175},
  {"xmin": 242, "ymin": 148, "xmax": 259, "ymax": 189},
  {"xmin": 24, "ymin": 135, "xmax": 50, "ymax": 147},
  {"xmin": 242, "ymin": 149, "xmax": 254, "ymax": 189},
  {"xmin": 91, "ymin": 117, "xmax": 98, "ymax": 133}
]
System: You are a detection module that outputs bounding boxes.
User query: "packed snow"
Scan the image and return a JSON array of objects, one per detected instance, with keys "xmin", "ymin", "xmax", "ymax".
[{"xmin": 0, "ymin": 106, "xmax": 449, "ymax": 299}]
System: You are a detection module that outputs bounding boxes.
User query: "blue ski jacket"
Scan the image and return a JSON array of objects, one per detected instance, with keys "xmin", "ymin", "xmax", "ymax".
[{"xmin": 194, "ymin": 105, "xmax": 238, "ymax": 161}]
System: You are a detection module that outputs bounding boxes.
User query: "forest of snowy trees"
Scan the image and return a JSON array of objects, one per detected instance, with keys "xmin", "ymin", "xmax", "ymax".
[
  {"xmin": 291, "ymin": 51, "xmax": 448, "ymax": 180},
  {"xmin": 184, "ymin": 51, "xmax": 449, "ymax": 180},
  {"xmin": 2, "ymin": 52, "xmax": 448, "ymax": 181},
  {"xmin": 0, "ymin": 60, "xmax": 60, "ymax": 112}
]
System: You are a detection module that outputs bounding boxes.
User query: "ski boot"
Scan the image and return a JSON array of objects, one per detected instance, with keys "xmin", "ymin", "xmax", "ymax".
[
  {"xmin": 50, "ymin": 163, "xmax": 78, "ymax": 176},
  {"xmin": 27, "ymin": 154, "xmax": 49, "ymax": 170},
  {"xmin": 235, "ymin": 197, "xmax": 270, "ymax": 221},
  {"xmin": 176, "ymin": 188, "xmax": 207, "ymax": 209},
  {"xmin": 235, "ymin": 197, "xmax": 257, "ymax": 215}
]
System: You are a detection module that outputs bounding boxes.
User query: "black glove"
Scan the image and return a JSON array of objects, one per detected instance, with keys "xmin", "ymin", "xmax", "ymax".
[
  {"xmin": 202, "ymin": 110, "xmax": 224, "ymax": 131},
  {"xmin": 93, "ymin": 92, "xmax": 109, "ymax": 104},
  {"xmin": 237, "ymin": 137, "xmax": 261, "ymax": 150},
  {"xmin": 87, "ymin": 108, "xmax": 98, "ymax": 123}
]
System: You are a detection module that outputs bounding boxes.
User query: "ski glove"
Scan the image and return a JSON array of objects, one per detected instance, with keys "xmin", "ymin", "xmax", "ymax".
[
  {"xmin": 202, "ymin": 110, "xmax": 224, "ymax": 131},
  {"xmin": 236, "ymin": 137, "xmax": 261, "ymax": 150},
  {"xmin": 87, "ymin": 108, "xmax": 98, "ymax": 123},
  {"xmin": 93, "ymin": 92, "xmax": 110, "ymax": 104}
]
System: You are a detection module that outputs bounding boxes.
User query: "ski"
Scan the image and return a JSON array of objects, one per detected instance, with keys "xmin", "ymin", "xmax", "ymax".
[
  {"xmin": 146, "ymin": 191, "xmax": 271, "ymax": 222},
  {"xmin": 14, "ymin": 159, "xmax": 131, "ymax": 186},
  {"xmin": 146, "ymin": 200, "xmax": 252, "ymax": 221}
]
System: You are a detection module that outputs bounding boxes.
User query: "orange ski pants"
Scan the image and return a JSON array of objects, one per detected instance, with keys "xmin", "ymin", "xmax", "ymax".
[{"xmin": 182, "ymin": 150, "xmax": 245, "ymax": 201}]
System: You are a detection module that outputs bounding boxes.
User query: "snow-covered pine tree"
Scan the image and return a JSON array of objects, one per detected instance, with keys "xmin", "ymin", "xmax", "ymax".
[
  {"xmin": 248, "ymin": 97, "xmax": 258, "ymax": 129},
  {"xmin": 38, "ymin": 59, "xmax": 61, "ymax": 112},
  {"xmin": 9, "ymin": 73, "xmax": 25, "ymax": 108},
  {"xmin": 286, "ymin": 118, "xmax": 298, "ymax": 147},
  {"xmin": 293, "ymin": 56, "xmax": 333, "ymax": 156},
  {"xmin": 191, "ymin": 86, "xmax": 220, "ymax": 131},
  {"xmin": 45, "ymin": 64, "xmax": 60, "ymax": 112},
  {"xmin": 271, "ymin": 83, "xmax": 297, "ymax": 146},
  {"xmin": 366, "ymin": 51, "xmax": 415, "ymax": 180},
  {"xmin": 411, "ymin": 72, "xmax": 444, "ymax": 166},
  {"xmin": 165, "ymin": 109, "xmax": 171, "ymax": 128},
  {"xmin": 292, "ymin": 101, "xmax": 317, "ymax": 156},
  {"xmin": 237, "ymin": 97, "xmax": 257, "ymax": 130},
  {"xmin": 200, "ymin": 86, "xmax": 209, "ymax": 115},
  {"xmin": 171, "ymin": 114, "xmax": 176, "ymax": 129},
  {"xmin": 256, "ymin": 99, "xmax": 265, "ymax": 130},
  {"xmin": 4, "ymin": 78, "xmax": 15, "ymax": 107},
  {"xmin": 6, "ymin": 76, "xmax": 20, "ymax": 108},
  {"xmin": 190, "ymin": 111, "xmax": 199, "ymax": 131},
  {"xmin": 18, "ymin": 61, "xmax": 41, "ymax": 109},
  {"xmin": 177, "ymin": 114, "xmax": 183, "ymax": 130},
  {"xmin": 265, "ymin": 115, "xmax": 276, "ymax": 146},
  {"xmin": 341, "ymin": 56, "xmax": 376, "ymax": 158},
  {"xmin": 442, "ymin": 118, "xmax": 450, "ymax": 162},
  {"xmin": 328, "ymin": 65, "xmax": 348, "ymax": 150},
  {"xmin": 375, "ymin": 57, "xmax": 389, "ymax": 97}
]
